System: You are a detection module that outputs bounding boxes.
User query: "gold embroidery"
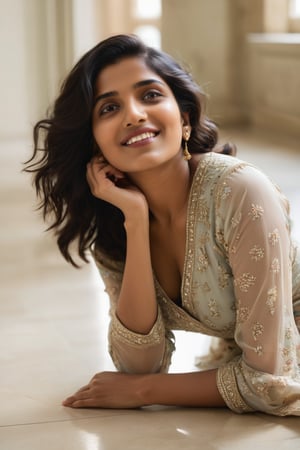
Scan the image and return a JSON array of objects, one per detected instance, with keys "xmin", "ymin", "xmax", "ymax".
[
  {"xmin": 271, "ymin": 258, "xmax": 280, "ymax": 274},
  {"xmin": 197, "ymin": 248, "xmax": 209, "ymax": 272},
  {"xmin": 235, "ymin": 273, "xmax": 256, "ymax": 292},
  {"xmin": 266, "ymin": 286, "xmax": 277, "ymax": 315},
  {"xmin": 285, "ymin": 328, "xmax": 292, "ymax": 340},
  {"xmin": 216, "ymin": 364, "xmax": 254, "ymax": 413},
  {"xmin": 198, "ymin": 232, "xmax": 209, "ymax": 245},
  {"xmin": 218, "ymin": 264, "xmax": 230, "ymax": 289},
  {"xmin": 268, "ymin": 228, "xmax": 280, "ymax": 246},
  {"xmin": 254, "ymin": 345, "xmax": 263, "ymax": 356},
  {"xmin": 200, "ymin": 282, "xmax": 211, "ymax": 292},
  {"xmin": 110, "ymin": 309, "xmax": 165, "ymax": 347},
  {"xmin": 197, "ymin": 198, "xmax": 210, "ymax": 225},
  {"xmin": 248, "ymin": 203, "xmax": 264, "ymax": 220},
  {"xmin": 252, "ymin": 322, "xmax": 264, "ymax": 341},
  {"xmin": 222, "ymin": 185, "xmax": 232, "ymax": 199},
  {"xmin": 281, "ymin": 347, "xmax": 290, "ymax": 358},
  {"xmin": 237, "ymin": 306, "xmax": 250, "ymax": 323},
  {"xmin": 208, "ymin": 298, "xmax": 220, "ymax": 318},
  {"xmin": 215, "ymin": 230, "xmax": 228, "ymax": 252},
  {"xmin": 231, "ymin": 212, "xmax": 242, "ymax": 228},
  {"xmin": 249, "ymin": 245, "xmax": 264, "ymax": 261},
  {"xmin": 283, "ymin": 359, "xmax": 294, "ymax": 373}
]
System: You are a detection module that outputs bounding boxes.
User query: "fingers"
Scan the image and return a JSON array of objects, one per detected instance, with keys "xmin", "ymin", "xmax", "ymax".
[
  {"xmin": 62, "ymin": 388, "xmax": 92, "ymax": 407},
  {"xmin": 89, "ymin": 155, "xmax": 124, "ymax": 180},
  {"xmin": 86, "ymin": 156, "xmax": 126, "ymax": 200},
  {"xmin": 62, "ymin": 386, "xmax": 105, "ymax": 409}
]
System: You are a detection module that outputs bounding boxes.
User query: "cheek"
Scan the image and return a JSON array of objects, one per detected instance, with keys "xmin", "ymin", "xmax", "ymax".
[
  {"xmin": 160, "ymin": 102, "xmax": 182, "ymax": 133},
  {"xmin": 92, "ymin": 122, "xmax": 112, "ymax": 151}
]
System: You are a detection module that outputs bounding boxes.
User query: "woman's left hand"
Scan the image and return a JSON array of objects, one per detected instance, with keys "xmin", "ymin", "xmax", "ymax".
[{"xmin": 62, "ymin": 371, "xmax": 146, "ymax": 409}]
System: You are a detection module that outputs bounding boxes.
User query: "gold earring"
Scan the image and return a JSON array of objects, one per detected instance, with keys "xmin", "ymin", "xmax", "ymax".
[{"xmin": 183, "ymin": 127, "xmax": 192, "ymax": 161}]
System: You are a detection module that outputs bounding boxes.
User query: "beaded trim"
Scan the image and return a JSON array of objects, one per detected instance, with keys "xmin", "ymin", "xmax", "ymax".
[{"xmin": 217, "ymin": 363, "xmax": 254, "ymax": 413}]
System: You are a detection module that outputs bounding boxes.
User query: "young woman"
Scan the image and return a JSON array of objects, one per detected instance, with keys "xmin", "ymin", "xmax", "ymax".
[{"xmin": 26, "ymin": 34, "xmax": 300, "ymax": 415}]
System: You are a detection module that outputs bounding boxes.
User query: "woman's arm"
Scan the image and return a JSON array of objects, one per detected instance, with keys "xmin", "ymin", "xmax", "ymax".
[
  {"xmin": 215, "ymin": 164, "xmax": 300, "ymax": 415},
  {"xmin": 63, "ymin": 369, "xmax": 226, "ymax": 409},
  {"xmin": 116, "ymin": 212, "xmax": 157, "ymax": 334},
  {"xmin": 88, "ymin": 157, "xmax": 167, "ymax": 373}
]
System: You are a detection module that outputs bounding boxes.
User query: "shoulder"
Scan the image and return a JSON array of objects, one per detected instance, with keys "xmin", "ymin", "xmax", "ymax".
[
  {"xmin": 200, "ymin": 152, "xmax": 279, "ymax": 195},
  {"xmin": 191, "ymin": 152, "xmax": 251, "ymax": 196}
]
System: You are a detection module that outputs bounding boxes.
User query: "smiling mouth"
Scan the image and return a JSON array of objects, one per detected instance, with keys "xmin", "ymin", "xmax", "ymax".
[{"xmin": 124, "ymin": 131, "xmax": 158, "ymax": 146}]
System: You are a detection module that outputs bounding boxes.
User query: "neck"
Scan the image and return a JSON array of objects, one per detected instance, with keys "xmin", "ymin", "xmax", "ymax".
[{"xmin": 128, "ymin": 155, "xmax": 194, "ymax": 224}]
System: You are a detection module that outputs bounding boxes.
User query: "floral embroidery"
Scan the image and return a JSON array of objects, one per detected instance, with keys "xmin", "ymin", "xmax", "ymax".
[
  {"xmin": 204, "ymin": 317, "xmax": 218, "ymax": 329},
  {"xmin": 248, "ymin": 203, "xmax": 264, "ymax": 220},
  {"xmin": 215, "ymin": 230, "xmax": 228, "ymax": 252},
  {"xmin": 249, "ymin": 245, "xmax": 264, "ymax": 261},
  {"xmin": 218, "ymin": 264, "xmax": 230, "ymax": 289},
  {"xmin": 229, "ymin": 245, "xmax": 237, "ymax": 254},
  {"xmin": 283, "ymin": 360, "xmax": 294, "ymax": 373},
  {"xmin": 237, "ymin": 306, "xmax": 250, "ymax": 323},
  {"xmin": 221, "ymin": 185, "xmax": 232, "ymax": 199},
  {"xmin": 254, "ymin": 381, "xmax": 269, "ymax": 395},
  {"xmin": 266, "ymin": 286, "xmax": 277, "ymax": 315},
  {"xmin": 285, "ymin": 328, "xmax": 292, "ymax": 340},
  {"xmin": 271, "ymin": 258, "xmax": 280, "ymax": 274},
  {"xmin": 197, "ymin": 248, "xmax": 209, "ymax": 272},
  {"xmin": 208, "ymin": 298, "xmax": 220, "ymax": 318},
  {"xmin": 281, "ymin": 347, "xmax": 290, "ymax": 358},
  {"xmin": 268, "ymin": 228, "xmax": 280, "ymax": 246},
  {"xmin": 96, "ymin": 154, "xmax": 300, "ymax": 418},
  {"xmin": 254, "ymin": 345, "xmax": 263, "ymax": 356},
  {"xmin": 197, "ymin": 198, "xmax": 209, "ymax": 225},
  {"xmin": 252, "ymin": 322, "xmax": 264, "ymax": 341},
  {"xmin": 198, "ymin": 232, "xmax": 209, "ymax": 245},
  {"xmin": 200, "ymin": 282, "xmax": 211, "ymax": 292},
  {"xmin": 235, "ymin": 273, "xmax": 256, "ymax": 292},
  {"xmin": 231, "ymin": 212, "xmax": 242, "ymax": 228}
]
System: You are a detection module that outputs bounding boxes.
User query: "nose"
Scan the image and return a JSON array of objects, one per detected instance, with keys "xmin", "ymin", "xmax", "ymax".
[{"xmin": 123, "ymin": 99, "xmax": 147, "ymax": 127}]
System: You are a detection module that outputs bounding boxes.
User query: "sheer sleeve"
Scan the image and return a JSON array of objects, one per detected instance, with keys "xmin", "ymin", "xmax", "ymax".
[
  {"xmin": 215, "ymin": 164, "xmax": 300, "ymax": 416},
  {"xmin": 92, "ymin": 249, "xmax": 175, "ymax": 374}
]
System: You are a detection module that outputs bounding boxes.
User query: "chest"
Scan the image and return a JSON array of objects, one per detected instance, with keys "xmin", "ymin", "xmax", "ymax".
[{"xmin": 150, "ymin": 218, "xmax": 186, "ymax": 303}]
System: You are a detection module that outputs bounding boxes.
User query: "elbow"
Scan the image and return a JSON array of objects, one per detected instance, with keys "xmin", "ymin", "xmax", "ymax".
[{"xmin": 109, "ymin": 343, "xmax": 165, "ymax": 374}]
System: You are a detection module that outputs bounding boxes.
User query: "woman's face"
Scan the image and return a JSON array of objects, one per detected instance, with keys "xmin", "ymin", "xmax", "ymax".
[{"xmin": 92, "ymin": 57, "xmax": 188, "ymax": 174}]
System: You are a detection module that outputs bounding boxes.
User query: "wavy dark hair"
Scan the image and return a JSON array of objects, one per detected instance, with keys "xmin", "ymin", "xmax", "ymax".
[{"xmin": 25, "ymin": 34, "xmax": 235, "ymax": 266}]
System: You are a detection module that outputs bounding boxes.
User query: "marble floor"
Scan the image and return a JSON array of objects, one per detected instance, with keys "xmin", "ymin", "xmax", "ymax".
[{"xmin": 0, "ymin": 127, "xmax": 300, "ymax": 450}]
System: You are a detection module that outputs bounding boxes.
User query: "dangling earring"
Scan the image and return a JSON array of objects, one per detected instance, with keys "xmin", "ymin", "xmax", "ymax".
[{"xmin": 183, "ymin": 127, "xmax": 192, "ymax": 161}]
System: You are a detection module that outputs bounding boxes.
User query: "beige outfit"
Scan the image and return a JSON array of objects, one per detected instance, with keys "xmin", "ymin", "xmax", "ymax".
[{"xmin": 93, "ymin": 152, "xmax": 300, "ymax": 416}]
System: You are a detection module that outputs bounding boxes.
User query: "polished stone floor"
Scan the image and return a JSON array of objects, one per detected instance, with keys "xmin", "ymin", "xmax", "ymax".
[{"xmin": 1, "ymin": 127, "xmax": 300, "ymax": 449}]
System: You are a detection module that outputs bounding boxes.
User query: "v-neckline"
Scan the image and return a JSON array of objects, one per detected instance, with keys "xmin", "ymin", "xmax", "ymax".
[{"xmin": 153, "ymin": 153, "xmax": 212, "ymax": 312}]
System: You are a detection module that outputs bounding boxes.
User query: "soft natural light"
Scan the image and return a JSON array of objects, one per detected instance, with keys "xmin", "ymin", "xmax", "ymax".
[
  {"xmin": 134, "ymin": 25, "xmax": 161, "ymax": 48},
  {"xmin": 290, "ymin": 0, "xmax": 300, "ymax": 16},
  {"xmin": 133, "ymin": 0, "xmax": 161, "ymax": 19}
]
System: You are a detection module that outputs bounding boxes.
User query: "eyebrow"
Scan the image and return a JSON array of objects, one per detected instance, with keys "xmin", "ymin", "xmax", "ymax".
[{"xmin": 93, "ymin": 78, "xmax": 165, "ymax": 106}]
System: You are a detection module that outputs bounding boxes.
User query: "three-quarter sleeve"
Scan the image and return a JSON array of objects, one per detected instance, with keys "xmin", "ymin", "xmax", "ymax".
[
  {"xmin": 216, "ymin": 165, "xmax": 300, "ymax": 415},
  {"xmin": 92, "ymin": 250, "xmax": 175, "ymax": 374}
]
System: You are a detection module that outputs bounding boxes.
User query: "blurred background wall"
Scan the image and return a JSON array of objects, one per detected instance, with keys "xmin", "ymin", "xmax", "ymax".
[{"xmin": 1, "ymin": 0, "xmax": 300, "ymax": 146}]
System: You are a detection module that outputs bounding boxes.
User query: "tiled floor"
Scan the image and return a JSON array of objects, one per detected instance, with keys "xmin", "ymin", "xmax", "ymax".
[{"xmin": 1, "ymin": 127, "xmax": 300, "ymax": 449}]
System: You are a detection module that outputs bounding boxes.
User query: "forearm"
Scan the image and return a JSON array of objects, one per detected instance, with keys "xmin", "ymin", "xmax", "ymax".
[
  {"xmin": 63, "ymin": 369, "xmax": 226, "ymax": 410},
  {"xmin": 116, "ymin": 215, "xmax": 157, "ymax": 334},
  {"xmin": 139, "ymin": 369, "xmax": 226, "ymax": 407}
]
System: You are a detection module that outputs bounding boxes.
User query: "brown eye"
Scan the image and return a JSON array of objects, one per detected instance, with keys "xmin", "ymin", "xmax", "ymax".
[
  {"xmin": 143, "ymin": 90, "xmax": 162, "ymax": 101},
  {"xmin": 99, "ymin": 103, "xmax": 119, "ymax": 115}
]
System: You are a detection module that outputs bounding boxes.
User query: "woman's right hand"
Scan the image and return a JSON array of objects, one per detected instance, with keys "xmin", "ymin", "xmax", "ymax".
[{"xmin": 86, "ymin": 156, "xmax": 148, "ymax": 218}]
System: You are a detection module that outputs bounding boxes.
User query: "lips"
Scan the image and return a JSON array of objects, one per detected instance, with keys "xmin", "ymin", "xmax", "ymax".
[{"xmin": 121, "ymin": 128, "xmax": 159, "ymax": 146}]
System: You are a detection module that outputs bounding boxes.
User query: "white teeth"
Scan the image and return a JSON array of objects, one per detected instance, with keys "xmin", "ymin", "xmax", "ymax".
[{"xmin": 126, "ymin": 132, "xmax": 155, "ymax": 145}]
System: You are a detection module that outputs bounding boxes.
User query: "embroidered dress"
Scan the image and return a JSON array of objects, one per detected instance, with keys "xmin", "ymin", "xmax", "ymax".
[{"xmin": 93, "ymin": 152, "xmax": 300, "ymax": 416}]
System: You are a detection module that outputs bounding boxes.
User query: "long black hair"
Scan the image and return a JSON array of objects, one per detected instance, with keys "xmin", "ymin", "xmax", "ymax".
[{"xmin": 25, "ymin": 34, "xmax": 235, "ymax": 266}]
